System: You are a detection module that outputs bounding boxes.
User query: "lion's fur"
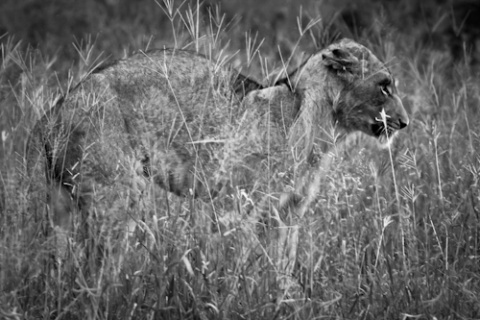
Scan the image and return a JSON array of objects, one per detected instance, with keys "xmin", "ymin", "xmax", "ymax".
[{"xmin": 26, "ymin": 39, "xmax": 409, "ymax": 261}]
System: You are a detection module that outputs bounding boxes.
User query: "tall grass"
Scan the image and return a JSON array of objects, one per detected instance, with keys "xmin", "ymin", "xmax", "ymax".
[{"xmin": 1, "ymin": 0, "xmax": 480, "ymax": 319}]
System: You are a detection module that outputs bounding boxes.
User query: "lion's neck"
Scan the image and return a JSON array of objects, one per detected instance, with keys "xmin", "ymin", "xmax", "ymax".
[{"xmin": 287, "ymin": 68, "xmax": 348, "ymax": 164}]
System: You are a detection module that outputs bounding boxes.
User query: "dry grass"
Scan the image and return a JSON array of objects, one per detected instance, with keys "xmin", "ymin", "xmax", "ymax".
[{"xmin": 1, "ymin": 0, "xmax": 480, "ymax": 319}]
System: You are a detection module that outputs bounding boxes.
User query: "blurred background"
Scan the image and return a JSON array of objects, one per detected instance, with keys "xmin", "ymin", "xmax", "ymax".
[{"xmin": 1, "ymin": 0, "xmax": 479, "ymax": 66}]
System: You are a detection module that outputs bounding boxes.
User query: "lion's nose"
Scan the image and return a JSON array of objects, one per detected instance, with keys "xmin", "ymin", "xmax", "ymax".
[{"xmin": 399, "ymin": 118, "xmax": 408, "ymax": 129}]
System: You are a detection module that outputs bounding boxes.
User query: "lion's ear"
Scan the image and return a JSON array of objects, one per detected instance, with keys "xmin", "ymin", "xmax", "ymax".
[{"xmin": 322, "ymin": 48, "xmax": 359, "ymax": 73}]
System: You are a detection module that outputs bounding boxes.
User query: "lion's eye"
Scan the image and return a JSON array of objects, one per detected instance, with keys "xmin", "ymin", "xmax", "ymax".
[
  {"xmin": 381, "ymin": 85, "xmax": 390, "ymax": 96},
  {"xmin": 379, "ymin": 78, "xmax": 392, "ymax": 96}
]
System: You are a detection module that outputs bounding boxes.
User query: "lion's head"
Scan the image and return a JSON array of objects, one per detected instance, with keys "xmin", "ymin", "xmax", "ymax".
[{"xmin": 288, "ymin": 38, "xmax": 409, "ymax": 155}]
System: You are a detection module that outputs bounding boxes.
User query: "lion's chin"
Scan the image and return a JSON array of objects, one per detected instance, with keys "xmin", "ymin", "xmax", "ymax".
[{"xmin": 376, "ymin": 130, "xmax": 398, "ymax": 149}]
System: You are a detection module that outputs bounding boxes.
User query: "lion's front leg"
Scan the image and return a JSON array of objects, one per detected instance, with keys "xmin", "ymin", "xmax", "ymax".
[{"xmin": 275, "ymin": 153, "xmax": 335, "ymax": 296}]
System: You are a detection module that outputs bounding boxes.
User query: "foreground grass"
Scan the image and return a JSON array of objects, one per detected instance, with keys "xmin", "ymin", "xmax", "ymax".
[{"xmin": 1, "ymin": 1, "xmax": 480, "ymax": 319}]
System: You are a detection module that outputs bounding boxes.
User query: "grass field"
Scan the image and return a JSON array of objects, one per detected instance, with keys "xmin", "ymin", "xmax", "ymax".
[{"xmin": 1, "ymin": 0, "xmax": 480, "ymax": 319}]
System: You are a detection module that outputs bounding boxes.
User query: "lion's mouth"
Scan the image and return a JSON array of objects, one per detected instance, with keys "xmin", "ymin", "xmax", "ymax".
[{"xmin": 372, "ymin": 123, "xmax": 393, "ymax": 137}]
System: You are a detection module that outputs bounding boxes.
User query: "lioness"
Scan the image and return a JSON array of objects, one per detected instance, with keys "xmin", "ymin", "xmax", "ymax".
[{"xmin": 26, "ymin": 39, "xmax": 408, "ymax": 278}]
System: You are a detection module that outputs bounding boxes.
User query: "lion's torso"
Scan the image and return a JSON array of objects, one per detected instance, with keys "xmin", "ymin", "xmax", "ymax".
[{"xmin": 28, "ymin": 49, "xmax": 299, "ymax": 206}]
